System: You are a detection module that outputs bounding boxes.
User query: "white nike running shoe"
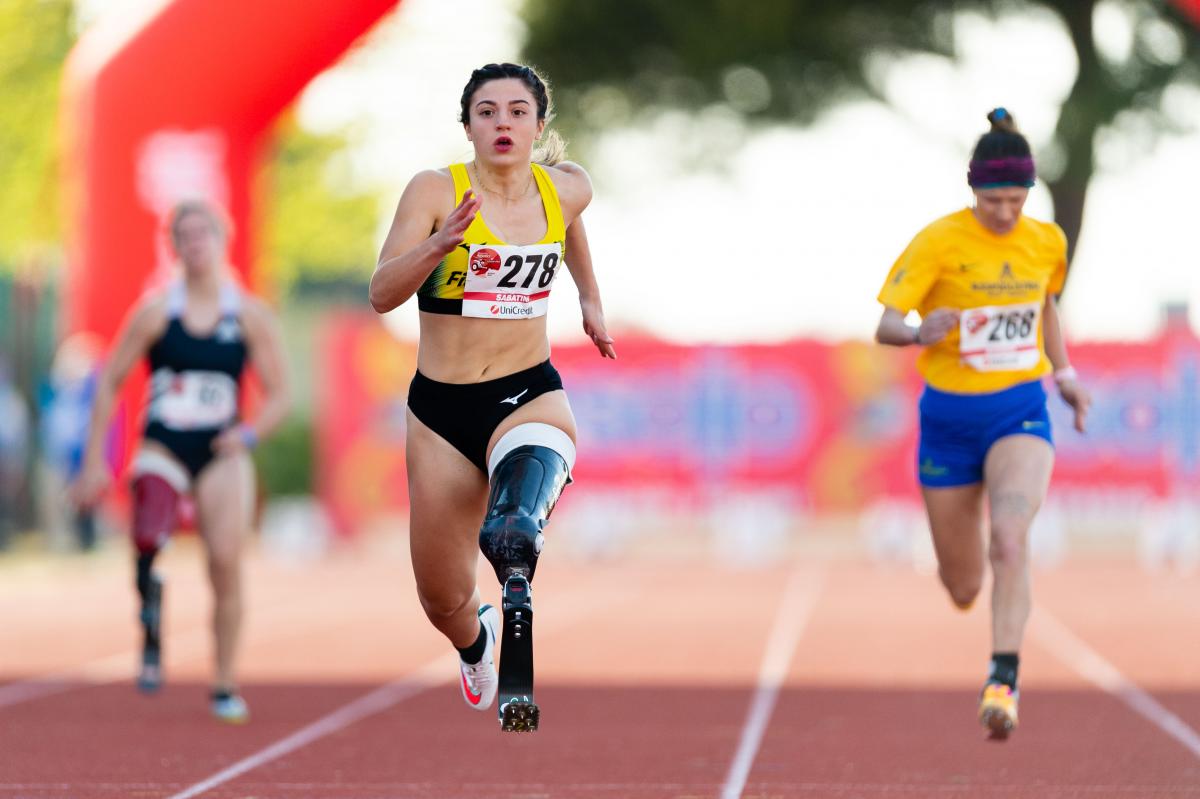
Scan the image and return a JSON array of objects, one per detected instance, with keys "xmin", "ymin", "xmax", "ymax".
[{"xmin": 459, "ymin": 604, "xmax": 500, "ymax": 711}]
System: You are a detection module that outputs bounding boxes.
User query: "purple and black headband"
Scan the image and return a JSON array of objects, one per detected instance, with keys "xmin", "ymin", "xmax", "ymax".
[{"xmin": 967, "ymin": 156, "xmax": 1036, "ymax": 189}]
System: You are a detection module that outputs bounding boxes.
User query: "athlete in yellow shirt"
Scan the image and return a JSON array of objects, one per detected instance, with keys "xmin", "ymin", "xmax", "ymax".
[
  {"xmin": 875, "ymin": 109, "xmax": 1091, "ymax": 740},
  {"xmin": 370, "ymin": 63, "xmax": 615, "ymax": 732}
]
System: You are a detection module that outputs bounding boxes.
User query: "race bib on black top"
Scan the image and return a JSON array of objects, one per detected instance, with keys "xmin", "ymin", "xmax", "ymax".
[{"xmin": 148, "ymin": 368, "xmax": 238, "ymax": 430}]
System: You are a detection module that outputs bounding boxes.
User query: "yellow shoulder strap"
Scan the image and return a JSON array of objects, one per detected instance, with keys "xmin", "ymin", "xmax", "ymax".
[
  {"xmin": 531, "ymin": 164, "xmax": 566, "ymax": 242},
  {"xmin": 448, "ymin": 163, "xmax": 471, "ymax": 204}
]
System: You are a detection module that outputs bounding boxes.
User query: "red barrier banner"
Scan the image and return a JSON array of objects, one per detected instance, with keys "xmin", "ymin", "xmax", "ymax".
[{"xmin": 317, "ymin": 313, "xmax": 1198, "ymax": 537}]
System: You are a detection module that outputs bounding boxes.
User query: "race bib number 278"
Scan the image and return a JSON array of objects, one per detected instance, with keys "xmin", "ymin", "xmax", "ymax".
[
  {"xmin": 959, "ymin": 301, "xmax": 1041, "ymax": 372},
  {"xmin": 463, "ymin": 243, "xmax": 561, "ymax": 319}
]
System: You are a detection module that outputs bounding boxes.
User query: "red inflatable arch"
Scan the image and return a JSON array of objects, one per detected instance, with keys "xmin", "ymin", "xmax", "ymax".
[
  {"xmin": 60, "ymin": 0, "xmax": 400, "ymax": 467},
  {"xmin": 1178, "ymin": 0, "xmax": 1200, "ymax": 25}
]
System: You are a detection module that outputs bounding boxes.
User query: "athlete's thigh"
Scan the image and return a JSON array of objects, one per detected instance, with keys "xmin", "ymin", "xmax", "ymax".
[
  {"xmin": 922, "ymin": 482, "xmax": 987, "ymax": 568},
  {"xmin": 486, "ymin": 389, "xmax": 576, "ymax": 464},
  {"xmin": 983, "ymin": 435, "xmax": 1054, "ymax": 522},
  {"xmin": 194, "ymin": 452, "xmax": 255, "ymax": 562},
  {"xmin": 137, "ymin": 439, "xmax": 189, "ymax": 474},
  {"xmin": 406, "ymin": 410, "xmax": 489, "ymax": 589}
]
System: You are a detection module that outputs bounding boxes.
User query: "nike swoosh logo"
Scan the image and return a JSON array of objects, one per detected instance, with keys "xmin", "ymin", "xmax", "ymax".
[
  {"xmin": 461, "ymin": 671, "xmax": 483, "ymax": 705},
  {"xmin": 500, "ymin": 389, "xmax": 529, "ymax": 405}
]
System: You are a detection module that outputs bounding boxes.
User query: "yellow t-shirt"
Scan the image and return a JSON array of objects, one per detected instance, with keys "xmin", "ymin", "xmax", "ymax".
[{"xmin": 877, "ymin": 208, "xmax": 1067, "ymax": 394}]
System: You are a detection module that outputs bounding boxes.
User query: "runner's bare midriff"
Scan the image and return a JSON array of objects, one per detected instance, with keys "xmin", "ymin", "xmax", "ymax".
[{"xmin": 416, "ymin": 312, "xmax": 551, "ymax": 383}]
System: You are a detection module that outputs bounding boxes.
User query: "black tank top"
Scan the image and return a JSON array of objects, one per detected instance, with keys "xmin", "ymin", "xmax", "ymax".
[{"xmin": 144, "ymin": 281, "xmax": 248, "ymax": 435}]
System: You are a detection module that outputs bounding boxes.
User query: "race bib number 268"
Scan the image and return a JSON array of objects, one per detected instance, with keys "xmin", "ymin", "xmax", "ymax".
[
  {"xmin": 959, "ymin": 301, "xmax": 1041, "ymax": 372},
  {"xmin": 463, "ymin": 243, "xmax": 561, "ymax": 319}
]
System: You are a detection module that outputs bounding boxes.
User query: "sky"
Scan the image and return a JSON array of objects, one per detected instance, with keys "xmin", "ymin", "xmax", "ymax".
[{"xmin": 76, "ymin": 0, "xmax": 1200, "ymax": 346}]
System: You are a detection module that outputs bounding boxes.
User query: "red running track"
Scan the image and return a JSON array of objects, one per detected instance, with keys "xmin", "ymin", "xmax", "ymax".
[{"xmin": 0, "ymin": 538, "xmax": 1197, "ymax": 798}]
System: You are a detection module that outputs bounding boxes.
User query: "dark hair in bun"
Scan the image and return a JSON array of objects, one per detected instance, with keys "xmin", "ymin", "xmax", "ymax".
[{"xmin": 972, "ymin": 107, "xmax": 1030, "ymax": 160}]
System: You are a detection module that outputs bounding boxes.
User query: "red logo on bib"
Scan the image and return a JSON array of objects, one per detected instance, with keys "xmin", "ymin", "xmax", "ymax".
[
  {"xmin": 965, "ymin": 311, "xmax": 989, "ymax": 335},
  {"xmin": 490, "ymin": 305, "xmax": 500, "ymax": 315},
  {"xmin": 469, "ymin": 248, "xmax": 501, "ymax": 276}
]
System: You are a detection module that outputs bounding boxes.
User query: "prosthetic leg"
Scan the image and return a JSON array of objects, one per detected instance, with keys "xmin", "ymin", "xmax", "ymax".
[
  {"xmin": 135, "ymin": 555, "xmax": 164, "ymax": 694},
  {"xmin": 479, "ymin": 425, "xmax": 574, "ymax": 732},
  {"xmin": 130, "ymin": 452, "xmax": 186, "ymax": 694}
]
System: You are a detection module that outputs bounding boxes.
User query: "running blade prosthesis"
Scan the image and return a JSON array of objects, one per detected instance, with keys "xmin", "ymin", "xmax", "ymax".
[
  {"xmin": 137, "ymin": 575, "xmax": 163, "ymax": 694},
  {"xmin": 498, "ymin": 575, "xmax": 538, "ymax": 732}
]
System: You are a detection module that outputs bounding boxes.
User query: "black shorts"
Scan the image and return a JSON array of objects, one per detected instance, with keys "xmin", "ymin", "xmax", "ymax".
[
  {"xmin": 143, "ymin": 423, "xmax": 222, "ymax": 479},
  {"xmin": 407, "ymin": 360, "xmax": 564, "ymax": 474}
]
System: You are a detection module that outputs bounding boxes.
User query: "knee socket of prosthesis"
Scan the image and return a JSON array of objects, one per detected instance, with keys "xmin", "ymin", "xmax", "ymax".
[
  {"xmin": 479, "ymin": 444, "xmax": 570, "ymax": 585},
  {"xmin": 132, "ymin": 474, "xmax": 180, "ymax": 557}
]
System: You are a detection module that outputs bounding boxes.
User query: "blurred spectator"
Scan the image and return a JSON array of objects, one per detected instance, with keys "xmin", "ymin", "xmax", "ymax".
[
  {"xmin": 38, "ymin": 333, "xmax": 104, "ymax": 550},
  {"xmin": 0, "ymin": 357, "xmax": 32, "ymax": 549}
]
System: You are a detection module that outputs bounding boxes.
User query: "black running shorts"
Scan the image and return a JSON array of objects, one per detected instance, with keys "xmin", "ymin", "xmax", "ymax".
[{"xmin": 406, "ymin": 360, "xmax": 564, "ymax": 474}]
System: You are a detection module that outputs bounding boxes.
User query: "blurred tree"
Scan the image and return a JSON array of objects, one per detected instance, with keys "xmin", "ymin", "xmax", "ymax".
[
  {"xmin": 261, "ymin": 113, "xmax": 382, "ymax": 293},
  {"xmin": 523, "ymin": 0, "xmax": 1200, "ymax": 268},
  {"xmin": 0, "ymin": 0, "xmax": 74, "ymax": 270},
  {"xmin": 253, "ymin": 415, "xmax": 314, "ymax": 497}
]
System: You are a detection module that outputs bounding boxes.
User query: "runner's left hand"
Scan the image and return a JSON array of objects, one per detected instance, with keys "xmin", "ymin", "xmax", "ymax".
[
  {"xmin": 212, "ymin": 426, "xmax": 251, "ymax": 457},
  {"xmin": 1057, "ymin": 378, "xmax": 1091, "ymax": 433},
  {"xmin": 581, "ymin": 298, "xmax": 616, "ymax": 359}
]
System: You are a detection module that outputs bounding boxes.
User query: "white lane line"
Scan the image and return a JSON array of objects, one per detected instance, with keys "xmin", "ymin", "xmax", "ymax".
[
  {"xmin": 165, "ymin": 654, "xmax": 454, "ymax": 799},
  {"xmin": 0, "ymin": 590, "xmax": 345, "ymax": 712},
  {"xmin": 10, "ymin": 781, "xmax": 1200, "ymax": 796},
  {"xmin": 719, "ymin": 568, "xmax": 824, "ymax": 799},
  {"xmin": 0, "ymin": 577, "xmax": 401, "ymax": 713},
  {"xmin": 165, "ymin": 575, "xmax": 649, "ymax": 798},
  {"xmin": 0, "ymin": 625, "xmax": 210, "ymax": 711},
  {"xmin": 1032, "ymin": 607, "xmax": 1200, "ymax": 760}
]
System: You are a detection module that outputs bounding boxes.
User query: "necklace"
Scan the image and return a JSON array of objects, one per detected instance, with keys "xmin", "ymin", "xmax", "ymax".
[{"xmin": 471, "ymin": 162, "xmax": 533, "ymax": 202}]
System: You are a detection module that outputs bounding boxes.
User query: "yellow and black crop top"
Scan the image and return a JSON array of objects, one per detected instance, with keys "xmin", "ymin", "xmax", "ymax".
[{"xmin": 417, "ymin": 163, "xmax": 567, "ymax": 319}]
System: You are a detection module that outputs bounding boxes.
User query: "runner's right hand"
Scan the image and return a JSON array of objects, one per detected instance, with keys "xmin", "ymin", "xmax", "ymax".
[
  {"xmin": 916, "ymin": 307, "xmax": 961, "ymax": 346},
  {"xmin": 71, "ymin": 460, "xmax": 112, "ymax": 509},
  {"xmin": 433, "ymin": 190, "xmax": 482, "ymax": 254}
]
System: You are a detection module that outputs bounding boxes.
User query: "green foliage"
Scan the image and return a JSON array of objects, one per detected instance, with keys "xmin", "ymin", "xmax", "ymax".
[
  {"xmin": 524, "ymin": 0, "xmax": 954, "ymax": 137},
  {"xmin": 0, "ymin": 0, "xmax": 75, "ymax": 268},
  {"xmin": 0, "ymin": 6, "xmax": 380, "ymax": 288},
  {"xmin": 253, "ymin": 415, "xmax": 315, "ymax": 497},
  {"xmin": 261, "ymin": 114, "xmax": 382, "ymax": 291},
  {"xmin": 523, "ymin": 0, "xmax": 1197, "ymax": 139},
  {"xmin": 522, "ymin": 0, "xmax": 1200, "ymax": 259}
]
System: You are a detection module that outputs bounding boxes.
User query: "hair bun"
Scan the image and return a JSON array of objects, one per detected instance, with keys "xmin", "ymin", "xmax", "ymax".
[{"xmin": 987, "ymin": 107, "xmax": 1017, "ymax": 132}]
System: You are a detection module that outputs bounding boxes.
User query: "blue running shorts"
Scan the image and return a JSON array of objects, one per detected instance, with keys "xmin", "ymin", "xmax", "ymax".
[{"xmin": 917, "ymin": 379, "xmax": 1052, "ymax": 488}]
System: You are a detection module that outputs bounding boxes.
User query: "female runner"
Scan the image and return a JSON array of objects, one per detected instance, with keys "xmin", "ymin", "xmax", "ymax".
[
  {"xmin": 76, "ymin": 199, "xmax": 290, "ymax": 723},
  {"xmin": 370, "ymin": 63, "xmax": 615, "ymax": 731},
  {"xmin": 875, "ymin": 109, "xmax": 1091, "ymax": 739}
]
